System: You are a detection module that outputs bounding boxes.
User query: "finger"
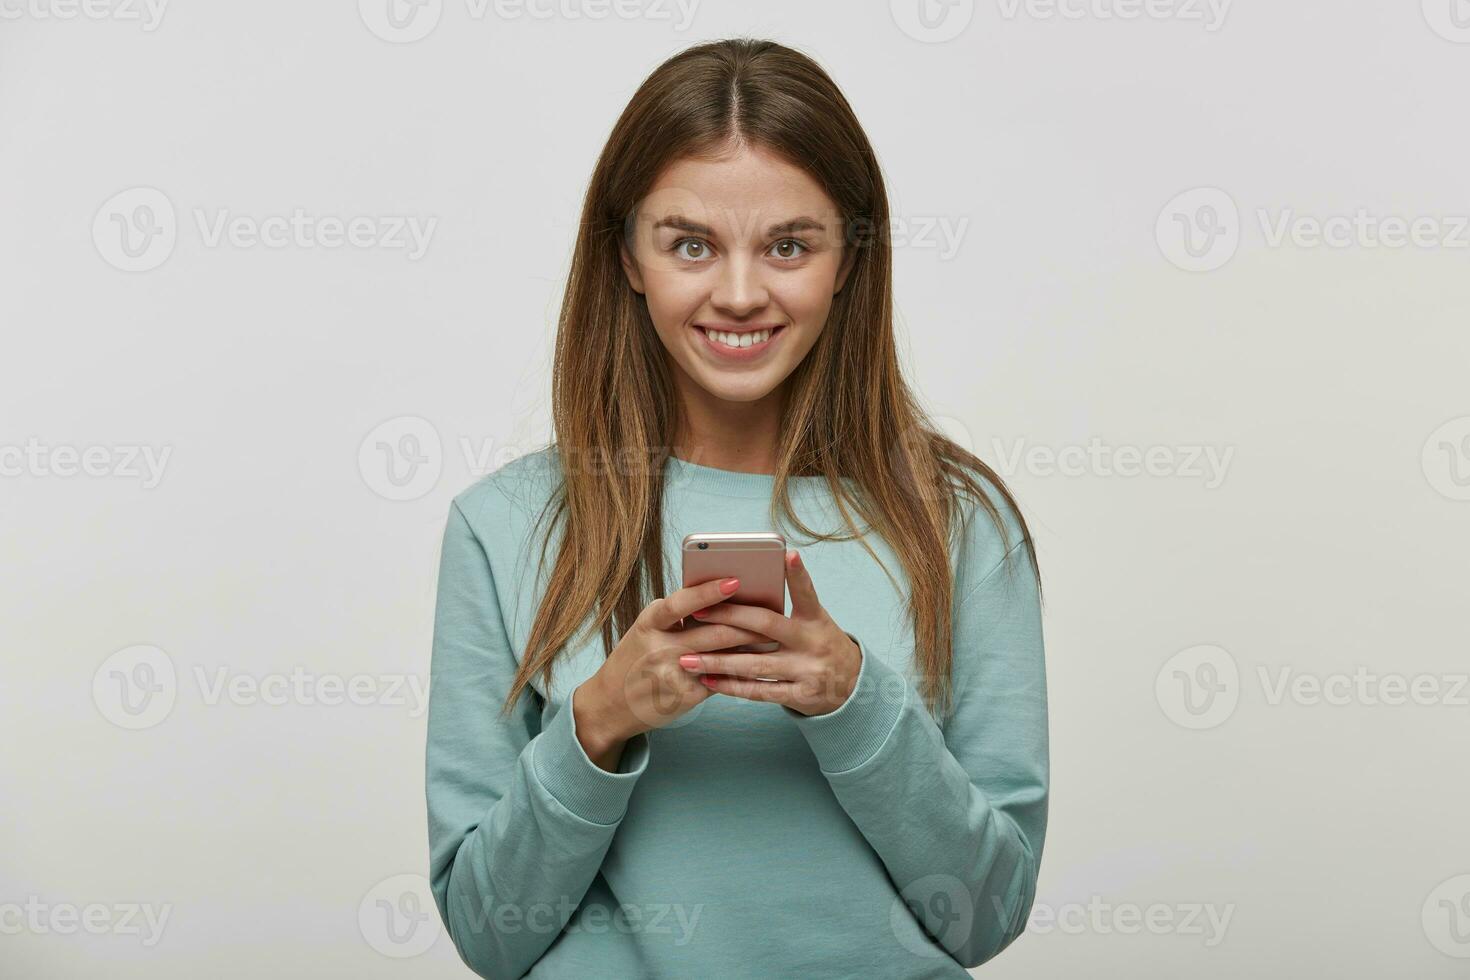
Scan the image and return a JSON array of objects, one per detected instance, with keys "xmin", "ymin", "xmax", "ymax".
[
  {"xmin": 700, "ymin": 674, "xmax": 799, "ymax": 703},
  {"xmin": 678, "ymin": 624, "xmax": 774, "ymax": 653},
  {"xmin": 686, "ymin": 652, "xmax": 795, "ymax": 680},
  {"xmin": 689, "ymin": 601, "xmax": 797, "ymax": 645},
  {"xmin": 784, "ymin": 549, "xmax": 822, "ymax": 621},
  {"xmin": 644, "ymin": 576, "xmax": 740, "ymax": 631}
]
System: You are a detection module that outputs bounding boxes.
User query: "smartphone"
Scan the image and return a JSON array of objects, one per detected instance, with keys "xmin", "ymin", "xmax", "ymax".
[{"xmin": 681, "ymin": 531, "xmax": 786, "ymax": 655}]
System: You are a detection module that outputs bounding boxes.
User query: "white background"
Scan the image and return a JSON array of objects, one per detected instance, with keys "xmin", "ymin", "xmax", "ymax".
[{"xmin": 3, "ymin": 0, "xmax": 1469, "ymax": 976}]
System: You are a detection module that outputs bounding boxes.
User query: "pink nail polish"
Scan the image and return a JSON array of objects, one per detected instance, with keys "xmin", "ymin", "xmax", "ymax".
[
  {"xmin": 720, "ymin": 577, "xmax": 739, "ymax": 594},
  {"xmin": 678, "ymin": 655, "xmax": 700, "ymax": 668},
  {"xmin": 691, "ymin": 608, "xmax": 709, "ymax": 618}
]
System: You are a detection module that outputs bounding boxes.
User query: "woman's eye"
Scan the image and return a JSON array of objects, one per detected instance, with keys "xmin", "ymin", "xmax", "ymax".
[
  {"xmin": 771, "ymin": 238, "xmax": 808, "ymax": 260},
  {"xmin": 672, "ymin": 238, "xmax": 709, "ymax": 261},
  {"xmin": 671, "ymin": 237, "xmax": 807, "ymax": 262}
]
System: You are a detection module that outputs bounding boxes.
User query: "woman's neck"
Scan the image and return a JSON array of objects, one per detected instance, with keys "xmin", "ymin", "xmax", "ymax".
[{"xmin": 671, "ymin": 381, "xmax": 786, "ymax": 476}]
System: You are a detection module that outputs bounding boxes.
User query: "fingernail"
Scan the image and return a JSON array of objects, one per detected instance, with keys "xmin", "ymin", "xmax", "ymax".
[
  {"xmin": 719, "ymin": 577, "xmax": 739, "ymax": 594},
  {"xmin": 788, "ymin": 550, "xmax": 800, "ymax": 567},
  {"xmin": 678, "ymin": 655, "xmax": 700, "ymax": 668},
  {"xmin": 691, "ymin": 608, "xmax": 709, "ymax": 618}
]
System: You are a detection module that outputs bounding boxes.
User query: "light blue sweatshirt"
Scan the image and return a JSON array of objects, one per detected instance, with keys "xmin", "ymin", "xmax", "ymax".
[{"xmin": 425, "ymin": 448, "xmax": 1048, "ymax": 978}]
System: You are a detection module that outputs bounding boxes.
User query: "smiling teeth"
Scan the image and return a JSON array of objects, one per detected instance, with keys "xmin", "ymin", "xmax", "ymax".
[{"xmin": 704, "ymin": 327, "xmax": 772, "ymax": 348}]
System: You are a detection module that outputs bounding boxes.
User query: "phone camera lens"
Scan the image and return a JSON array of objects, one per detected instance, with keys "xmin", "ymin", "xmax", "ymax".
[{"xmin": 697, "ymin": 542, "xmax": 708, "ymax": 550}]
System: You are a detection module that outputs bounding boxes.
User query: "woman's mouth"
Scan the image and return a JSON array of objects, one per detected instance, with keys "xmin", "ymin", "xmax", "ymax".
[{"xmin": 693, "ymin": 324, "xmax": 785, "ymax": 361}]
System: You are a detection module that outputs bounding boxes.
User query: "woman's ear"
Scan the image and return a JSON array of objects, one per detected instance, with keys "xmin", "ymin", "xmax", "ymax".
[
  {"xmin": 833, "ymin": 244, "xmax": 857, "ymax": 295},
  {"xmin": 619, "ymin": 239, "xmax": 645, "ymax": 295}
]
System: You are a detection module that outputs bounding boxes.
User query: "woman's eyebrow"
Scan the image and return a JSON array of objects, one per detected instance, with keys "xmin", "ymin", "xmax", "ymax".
[
  {"xmin": 651, "ymin": 215, "xmax": 713, "ymax": 235},
  {"xmin": 766, "ymin": 217, "xmax": 825, "ymax": 236},
  {"xmin": 651, "ymin": 214, "xmax": 827, "ymax": 237}
]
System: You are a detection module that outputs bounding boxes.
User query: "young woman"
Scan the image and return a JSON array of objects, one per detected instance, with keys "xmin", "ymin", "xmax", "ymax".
[{"xmin": 425, "ymin": 38, "xmax": 1048, "ymax": 979}]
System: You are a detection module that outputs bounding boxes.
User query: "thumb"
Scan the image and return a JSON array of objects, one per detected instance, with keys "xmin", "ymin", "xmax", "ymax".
[{"xmin": 785, "ymin": 549, "xmax": 823, "ymax": 620}]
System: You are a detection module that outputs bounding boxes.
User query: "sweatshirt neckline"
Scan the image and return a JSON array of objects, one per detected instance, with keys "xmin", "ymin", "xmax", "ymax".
[{"xmin": 663, "ymin": 454, "xmax": 844, "ymax": 500}]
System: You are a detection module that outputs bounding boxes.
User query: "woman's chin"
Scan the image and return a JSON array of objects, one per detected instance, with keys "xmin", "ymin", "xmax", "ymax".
[{"xmin": 688, "ymin": 369, "xmax": 782, "ymax": 404}]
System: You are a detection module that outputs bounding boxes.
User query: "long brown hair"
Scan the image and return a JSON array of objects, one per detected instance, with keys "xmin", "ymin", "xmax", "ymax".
[{"xmin": 500, "ymin": 37, "xmax": 1041, "ymax": 723}]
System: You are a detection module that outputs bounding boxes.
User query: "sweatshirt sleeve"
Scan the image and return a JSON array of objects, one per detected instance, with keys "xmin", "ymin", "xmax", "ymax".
[
  {"xmin": 425, "ymin": 496, "xmax": 651, "ymax": 980},
  {"xmin": 781, "ymin": 534, "xmax": 1048, "ymax": 969}
]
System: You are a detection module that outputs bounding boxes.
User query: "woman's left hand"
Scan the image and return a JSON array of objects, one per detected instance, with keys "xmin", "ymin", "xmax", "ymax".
[{"xmin": 677, "ymin": 549, "xmax": 861, "ymax": 716}]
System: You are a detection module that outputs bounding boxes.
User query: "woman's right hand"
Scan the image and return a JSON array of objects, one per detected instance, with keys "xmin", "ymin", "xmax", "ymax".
[{"xmin": 572, "ymin": 576, "xmax": 772, "ymax": 763}]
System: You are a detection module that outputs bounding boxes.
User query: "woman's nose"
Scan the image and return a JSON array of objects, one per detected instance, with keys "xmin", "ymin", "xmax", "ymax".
[{"xmin": 709, "ymin": 254, "xmax": 769, "ymax": 314}]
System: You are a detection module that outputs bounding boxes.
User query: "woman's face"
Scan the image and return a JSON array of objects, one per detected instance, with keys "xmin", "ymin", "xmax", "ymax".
[{"xmin": 619, "ymin": 143, "xmax": 854, "ymax": 405}]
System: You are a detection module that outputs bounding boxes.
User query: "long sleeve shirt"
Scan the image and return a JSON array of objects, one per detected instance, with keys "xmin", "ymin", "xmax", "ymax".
[{"xmin": 425, "ymin": 447, "xmax": 1049, "ymax": 978}]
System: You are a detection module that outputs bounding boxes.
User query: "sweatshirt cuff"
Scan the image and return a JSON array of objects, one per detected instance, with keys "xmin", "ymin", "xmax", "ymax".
[
  {"xmin": 783, "ymin": 633, "xmax": 907, "ymax": 774},
  {"xmin": 531, "ymin": 693, "xmax": 649, "ymax": 825}
]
